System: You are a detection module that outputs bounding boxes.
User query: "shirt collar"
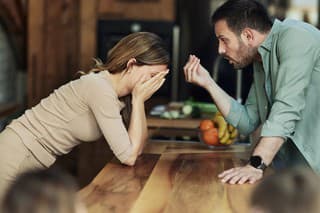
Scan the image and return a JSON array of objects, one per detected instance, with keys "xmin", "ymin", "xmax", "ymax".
[{"xmin": 259, "ymin": 19, "xmax": 282, "ymax": 52}]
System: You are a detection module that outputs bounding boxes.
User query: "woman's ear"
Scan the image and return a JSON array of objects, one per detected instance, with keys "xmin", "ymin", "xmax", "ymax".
[{"xmin": 126, "ymin": 58, "xmax": 137, "ymax": 69}]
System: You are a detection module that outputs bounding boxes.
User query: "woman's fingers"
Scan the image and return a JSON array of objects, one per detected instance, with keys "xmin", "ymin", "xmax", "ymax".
[
  {"xmin": 136, "ymin": 70, "xmax": 168, "ymax": 98},
  {"xmin": 153, "ymin": 78, "xmax": 166, "ymax": 92},
  {"xmin": 150, "ymin": 76, "xmax": 166, "ymax": 92},
  {"xmin": 138, "ymin": 69, "xmax": 167, "ymax": 87},
  {"xmin": 142, "ymin": 77, "xmax": 166, "ymax": 100},
  {"xmin": 147, "ymin": 70, "xmax": 168, "ymax": 86}
]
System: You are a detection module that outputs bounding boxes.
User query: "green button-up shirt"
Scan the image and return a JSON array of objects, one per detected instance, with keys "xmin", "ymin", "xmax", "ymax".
[{"xmin": 225, "ymin": 19, "xmax": 320, "ymax": 173}]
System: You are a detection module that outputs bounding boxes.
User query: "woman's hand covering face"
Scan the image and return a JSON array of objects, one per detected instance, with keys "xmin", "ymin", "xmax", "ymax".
[{"xmin": 132, "ymin": 69, "xmax": 169, "ymax": 102}]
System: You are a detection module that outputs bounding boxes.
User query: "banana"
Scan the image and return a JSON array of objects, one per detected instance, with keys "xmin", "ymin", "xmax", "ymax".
[
  {"xmin": 224, "ymin": 138, "xmax": 233, "ymax": 145},
  {"xmin": 228, "ymin": 124, "xmax": 235, "ymax": 132},
  {"xmin": 219, "ymin": 129, "xmax": 230, "ymax": 144},
  {"xmin": 220, "ymin": 130, "xmax": 228, "ymax": 141},
  {"xmin": 215, "ymin": 111, "xmax": 222, "ymax": 117},
  {"xmin": 211, "ymin": 113, "xmax": 239, "ymax": 146},
  {"xmin": 213, "ymin": 115, "xmax": 228, "ymax": 138},
  {"xmin": 230, "ymin": 128, "xmax": 238, "ymax": 139}
]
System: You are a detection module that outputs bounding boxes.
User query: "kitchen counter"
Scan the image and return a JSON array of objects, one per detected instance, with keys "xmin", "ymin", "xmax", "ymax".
[
  {"xmin": 78, "ymin": 141, "xmax": 267, "ymax": 213},
  {"xmin": 147, "ymin": 116, "xmax": 202, "ymax": 138}
]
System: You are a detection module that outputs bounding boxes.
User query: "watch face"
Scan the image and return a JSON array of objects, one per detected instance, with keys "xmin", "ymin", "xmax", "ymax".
[{"xmin": 250, "ymin": 156, "xmax": 262, "ymax": 168}]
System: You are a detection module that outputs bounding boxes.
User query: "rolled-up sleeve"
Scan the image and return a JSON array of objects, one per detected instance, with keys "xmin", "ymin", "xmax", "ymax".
[{"xmin": 225, "ymin": 83, "xmax": 260, "ymax": 135}]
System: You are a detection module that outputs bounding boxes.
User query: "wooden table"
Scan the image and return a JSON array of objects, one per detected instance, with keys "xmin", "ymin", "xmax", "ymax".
[{"xmin": 79, "ymin": 141, "xmax": 268, "ymax": 213}]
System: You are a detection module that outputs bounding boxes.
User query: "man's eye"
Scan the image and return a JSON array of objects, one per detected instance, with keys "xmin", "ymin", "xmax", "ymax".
[{"xmin": 219, "ymin": 37, "xmax": 227, "ymax": 43}]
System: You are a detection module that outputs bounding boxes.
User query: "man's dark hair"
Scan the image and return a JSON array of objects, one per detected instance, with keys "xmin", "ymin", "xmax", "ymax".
[{"xmin": 211, "ymin": 0, "xmax": 273, "ymax": 35}]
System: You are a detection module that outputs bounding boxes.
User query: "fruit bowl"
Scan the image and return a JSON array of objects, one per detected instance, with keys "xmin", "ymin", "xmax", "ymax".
[
  {"xmin": 198, "ymin": 116, "xmax": 238, "ymax": 148},
  {"xmin": 198, "ymin": 129, "xmax": 230, "ymax": 149}
]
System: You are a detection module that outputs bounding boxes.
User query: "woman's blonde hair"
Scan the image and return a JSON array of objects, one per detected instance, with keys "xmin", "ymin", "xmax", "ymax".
[
  {"xmin": 97, "ymin": 32, "xmax": 169, "ymax": 73},
  {"xmin": 91, "ymin": 32, "xmax": 170, "ymax": 128}
]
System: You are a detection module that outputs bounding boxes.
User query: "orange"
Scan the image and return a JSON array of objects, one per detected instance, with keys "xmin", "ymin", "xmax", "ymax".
[
  {"xmin": 199, "ymin": 119, "xmax": 215, "ymax": 131},
  {"xmin": 202, "ymin": 128, "xmax": 220, "ymax": 146}
]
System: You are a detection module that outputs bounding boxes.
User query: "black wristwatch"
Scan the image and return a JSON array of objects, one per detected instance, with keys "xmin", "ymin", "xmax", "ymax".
[{"xmin": 248, "ymin": 155, "xmax": 267, "ymax": 170}]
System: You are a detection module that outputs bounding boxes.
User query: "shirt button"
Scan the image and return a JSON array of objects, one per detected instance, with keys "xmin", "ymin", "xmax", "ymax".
[{"xmin": 264, "ymin": 105, "xmax": 268, "ymax": 110}]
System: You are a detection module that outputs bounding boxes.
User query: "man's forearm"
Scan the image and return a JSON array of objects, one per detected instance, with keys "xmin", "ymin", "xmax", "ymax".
[
  {"xmin": 205, "ymin": 78, "xmax": 232, "ymax": 116},
  {"xmin": 252, "ymin": 136, "xmax": 285, "ymax": 165}
]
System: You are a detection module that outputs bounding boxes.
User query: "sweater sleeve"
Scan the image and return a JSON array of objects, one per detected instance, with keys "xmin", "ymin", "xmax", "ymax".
[{"xmin": 84, "ymin": 74, "xmax": 133, "ymax": 163}]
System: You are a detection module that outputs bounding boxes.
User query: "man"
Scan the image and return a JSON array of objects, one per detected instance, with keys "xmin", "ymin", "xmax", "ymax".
[{"xmin": 184, "ymin": 0, "xmax": 320, "ymax": 184}]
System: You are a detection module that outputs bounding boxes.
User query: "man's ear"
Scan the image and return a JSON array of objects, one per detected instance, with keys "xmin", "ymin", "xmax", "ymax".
[
  {"xmin": 126, "ymin": 58, "xmax": 137, "ymax": 69},
  {"xmin": 240, "ymin": 28, "xmax": 254, "ymax": 45}
]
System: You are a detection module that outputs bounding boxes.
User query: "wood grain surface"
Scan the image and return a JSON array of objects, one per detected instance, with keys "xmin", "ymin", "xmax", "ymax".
[
  {"xmin": 79, "ymin": 142, "xmax": 259, "ymax": 213},
  {"xmin": 79, "ymin": 153, "xmax": 160, "ymax": 212}
]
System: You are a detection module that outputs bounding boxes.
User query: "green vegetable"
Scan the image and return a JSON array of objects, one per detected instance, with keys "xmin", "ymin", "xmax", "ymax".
[
  {"xmin": 182, "ymin": 104, "xmax": 201, "ymax": 118},
  {"xmin": 182, "ymin": 104, "xmax": 193, "ymax": 115},
  {"xmin": 160, "ymin": 110, "xmax": 182, "ymax": 119},
  {"xmin": 190, "ymin": 106, "xmax": 201, "ymax": 118},
  {"xmin": 160, "ymin": 111, "xmax": 172, "ymax": 119},
  {"xmin": 184, "ymin": 99, "xmax": 218, "ymax": 114},
  {"xmin": 170, "ymin": 110, "xmax": 180, "ymax": 119}
]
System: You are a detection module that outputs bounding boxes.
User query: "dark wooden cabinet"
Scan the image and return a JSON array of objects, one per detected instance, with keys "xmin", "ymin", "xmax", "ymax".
[{"xmin": 28, "ymin": 0, "xmax": 80, "ymax": 107}]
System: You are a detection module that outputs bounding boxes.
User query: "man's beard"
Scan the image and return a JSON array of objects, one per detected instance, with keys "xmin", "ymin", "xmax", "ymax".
[{"xmin": 232, "ymin": 41, "xmax": 257, "ymax": 69}]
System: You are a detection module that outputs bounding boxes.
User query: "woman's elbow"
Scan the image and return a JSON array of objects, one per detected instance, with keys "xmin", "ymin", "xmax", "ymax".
[
  {"xmin": 120, "ymin": 143, "xmax": 141, "ymax": 166},
  {"xmin": 121, "ymin": 154, "xmax": 137, "ymax": 166}
]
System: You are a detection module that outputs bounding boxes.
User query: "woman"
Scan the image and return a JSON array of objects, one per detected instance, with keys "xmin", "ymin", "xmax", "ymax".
[
  {"xmin": 2, "ymin": 168, "xmax": 87, "ymax": 213},
  {"xmin": 0, "ymin": 32, "xmax": 170, "ymax": 200}
]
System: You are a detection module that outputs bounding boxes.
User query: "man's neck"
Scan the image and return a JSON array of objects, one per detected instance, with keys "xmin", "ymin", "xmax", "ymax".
[
  {"xmin": 254, "ymin": 30, "xmax": 270, "ymax": 62},
  {"xmin": 255, "ymin": 30, "xmax": 270, "ymax": 47}
]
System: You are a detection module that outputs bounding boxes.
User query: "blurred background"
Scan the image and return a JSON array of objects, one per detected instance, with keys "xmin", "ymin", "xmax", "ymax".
[{"xmin": 0, "ymin": 0, "xmax": 318, "ymax": 186}]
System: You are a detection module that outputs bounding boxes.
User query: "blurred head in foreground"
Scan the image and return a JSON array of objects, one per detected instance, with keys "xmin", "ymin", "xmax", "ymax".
[
  {"xmin": 2, "ymin": 168, "xmax": 87, "ymax": 213},
  {"xmin": 250, "ymin": 166, "xmax": 320, "ymax": 213}
]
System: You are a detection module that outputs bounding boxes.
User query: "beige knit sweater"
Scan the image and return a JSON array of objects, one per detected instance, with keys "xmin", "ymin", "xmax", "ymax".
[{"xmin": 7, "ymin": 71, "xmax": 132, "ymax": 167}]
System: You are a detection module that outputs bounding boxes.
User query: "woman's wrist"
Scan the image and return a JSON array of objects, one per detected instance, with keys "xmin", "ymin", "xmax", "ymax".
[{"xmin": 131, "ymin": 96, "xmax": 144, "ymax": 106}]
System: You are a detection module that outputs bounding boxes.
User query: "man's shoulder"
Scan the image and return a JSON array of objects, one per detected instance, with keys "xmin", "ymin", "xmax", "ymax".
[
  {"xmin": 270, "ymin": 19, "xmax": 320, "ymax": 47},
  {"xmin": 278, "ymin": 19, "xmax": 319, "ymax": 36}
]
